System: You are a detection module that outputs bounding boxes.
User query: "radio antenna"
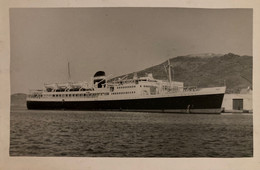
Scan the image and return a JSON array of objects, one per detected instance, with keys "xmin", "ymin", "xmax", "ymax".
[{"xmin": 68, "ymin": 61, "xmax": 71, "ymax": 82}]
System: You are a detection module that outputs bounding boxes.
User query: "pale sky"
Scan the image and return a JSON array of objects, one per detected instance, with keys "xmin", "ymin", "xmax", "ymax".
[{"xmin": 10, "ymin": 8, "xmax": 252, "ymax": 94}]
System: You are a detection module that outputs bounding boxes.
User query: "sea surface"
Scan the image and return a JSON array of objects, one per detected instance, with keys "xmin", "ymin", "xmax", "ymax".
[{"xmin": 10, "ymin": 107, "xmax": 253, "ymax": 157}]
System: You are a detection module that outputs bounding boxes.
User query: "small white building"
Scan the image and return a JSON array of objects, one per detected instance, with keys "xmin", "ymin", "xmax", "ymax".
[{"xmin": 221, "ymin": 90, "xmax": 252, "ymax": 112}]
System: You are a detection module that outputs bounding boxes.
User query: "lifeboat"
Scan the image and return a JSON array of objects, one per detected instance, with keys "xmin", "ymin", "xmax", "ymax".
[{"xmin": 44, "ymin": 83, "xmax": 58, "ymax": 90}]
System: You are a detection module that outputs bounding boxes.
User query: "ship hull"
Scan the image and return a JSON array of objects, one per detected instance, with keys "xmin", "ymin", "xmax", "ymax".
[{"xmin": 27, "ymin": 93, "xmax": 224, "ymax": 114}]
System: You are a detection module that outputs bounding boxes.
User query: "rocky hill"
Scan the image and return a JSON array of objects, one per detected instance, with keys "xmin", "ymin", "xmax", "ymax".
[{"xmin": 111, "ymin": 53, "xmax": 252, "ymax": 93}]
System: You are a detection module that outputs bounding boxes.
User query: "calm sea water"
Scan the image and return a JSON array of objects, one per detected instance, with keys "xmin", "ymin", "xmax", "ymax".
[{"xmin": 10, "ymin": 107, "xmax": 253, "ymax": 157}]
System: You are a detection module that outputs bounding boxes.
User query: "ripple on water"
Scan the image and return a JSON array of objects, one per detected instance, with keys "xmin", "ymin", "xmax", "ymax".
[{"xmin": 10, "ymin": 109, "xmax": 253, "ymax": 157}]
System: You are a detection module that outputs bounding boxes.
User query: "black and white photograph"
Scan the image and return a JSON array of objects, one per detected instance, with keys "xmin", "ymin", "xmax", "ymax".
[
  {"xmin": 9, "ymin": 7, "xmax": 253, "ymax": 158},
  {"xmin": 1, "ymin": 0, "xmax": 260, "ymax": 169}
]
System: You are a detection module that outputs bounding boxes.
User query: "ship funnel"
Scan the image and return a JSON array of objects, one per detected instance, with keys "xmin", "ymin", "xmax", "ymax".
[{"xmin": 93, "ymin": 71, "xmax": 106, "ymax": 88}]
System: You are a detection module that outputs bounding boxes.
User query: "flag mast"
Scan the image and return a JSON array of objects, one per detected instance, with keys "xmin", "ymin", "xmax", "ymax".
[{"xmin": 68, "ymin": 61, "xmax": 71, "ymax": 82}]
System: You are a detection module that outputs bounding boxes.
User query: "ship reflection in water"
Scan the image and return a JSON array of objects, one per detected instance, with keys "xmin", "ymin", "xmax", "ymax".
[{"xmin": 10, "ymin": 108, "xmax": 253, "ymax": 157}]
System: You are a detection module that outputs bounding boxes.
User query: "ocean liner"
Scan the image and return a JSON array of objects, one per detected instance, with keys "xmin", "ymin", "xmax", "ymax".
[{"xmin": 27, "ymin": 60, "xmax": 226, "ymax": 114}]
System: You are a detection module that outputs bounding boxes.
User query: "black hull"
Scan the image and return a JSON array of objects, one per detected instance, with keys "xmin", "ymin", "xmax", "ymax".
[{"xmin": 27, "ymin": 94, "xmax": 225, "ymax": 114}]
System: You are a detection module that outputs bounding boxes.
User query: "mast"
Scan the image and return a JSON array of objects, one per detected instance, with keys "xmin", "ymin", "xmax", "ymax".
[
  {"xmin": 168, "ymin": 59, "xmax": 172, "ymax": 84},
  {"xmin": 68, "ymin": 62, "xmax": 71, "ymax": 82}
]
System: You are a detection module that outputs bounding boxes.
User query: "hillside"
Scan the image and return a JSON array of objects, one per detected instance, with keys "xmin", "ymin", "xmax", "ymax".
[{"xmin": 111, "ymin": 53, "xmax": 252, "ymax": 93}]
